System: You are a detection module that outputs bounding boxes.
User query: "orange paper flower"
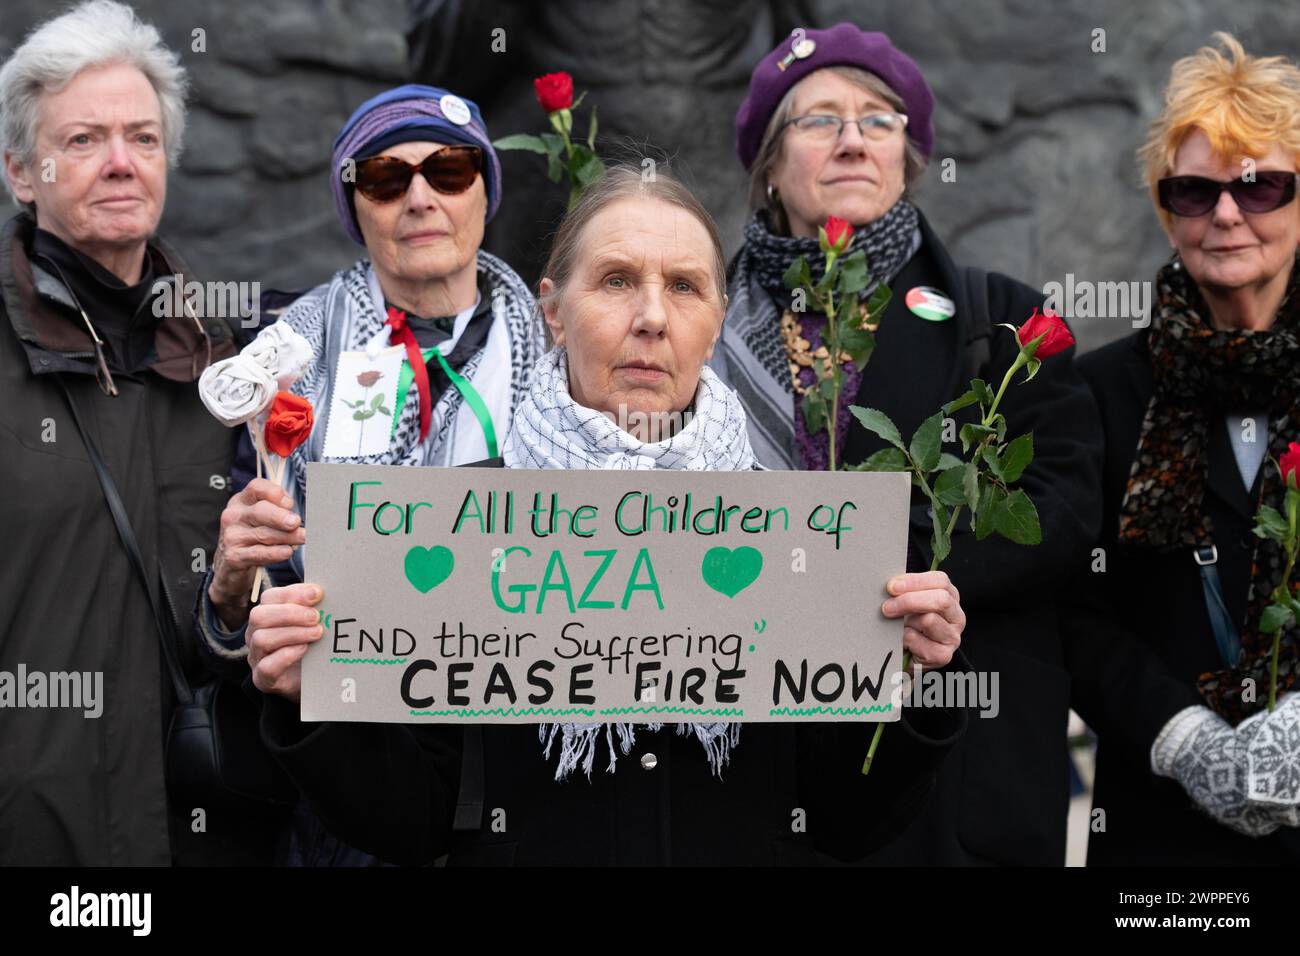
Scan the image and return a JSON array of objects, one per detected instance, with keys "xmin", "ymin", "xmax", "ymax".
[{"xmin": 264, "ymin": 391, "xmax": 314, "ymax": 458}]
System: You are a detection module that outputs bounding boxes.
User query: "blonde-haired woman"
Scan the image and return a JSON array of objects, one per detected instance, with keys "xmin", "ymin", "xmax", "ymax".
[{"xmin": 1072, "ymin": 33, "xmax": 1300, "ymax": 865}]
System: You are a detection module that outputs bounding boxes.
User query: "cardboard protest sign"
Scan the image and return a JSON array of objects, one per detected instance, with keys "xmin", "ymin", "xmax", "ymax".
[{"xmin": 301, "ymin": 463, "xmax": 912, "ymax": 724}]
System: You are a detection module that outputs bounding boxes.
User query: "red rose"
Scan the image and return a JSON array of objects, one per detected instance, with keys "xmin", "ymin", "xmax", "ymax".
[
  {"xmin": 357, "ymin": 370, "xmax": 382, "ymax": 388},
  {"xmin": 533, "ymin": 72, "xmax": 574, "ymax": 113},
  {"xmin": 264, "ymin": 391, "xmax": 314, "ymax": 458},
  {"xmin": 825, "ymin": 216, "xmax": 853, "ymax": 253},
  {"xmin": 1016, "ymin": 307, "xmax": 1075, "ymax": 360},
  {"xmin": 1281, "ymin": 442, "xmax": 1300, "ymax": 489}
]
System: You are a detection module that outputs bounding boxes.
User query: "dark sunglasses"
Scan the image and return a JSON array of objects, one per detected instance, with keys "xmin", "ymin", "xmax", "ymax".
[
  {"xmin": 1157, "ymin": 171, "xmax": 1297, "ymax": 217},
  {"xmin": 352, "ymin": 145, "xmax": 483, "ymax": 203}
]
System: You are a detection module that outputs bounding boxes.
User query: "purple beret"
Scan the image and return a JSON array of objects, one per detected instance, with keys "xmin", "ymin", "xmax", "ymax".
[{"xmin": 735, "ymin": 23, "xmax": 935, "ymax": 170}]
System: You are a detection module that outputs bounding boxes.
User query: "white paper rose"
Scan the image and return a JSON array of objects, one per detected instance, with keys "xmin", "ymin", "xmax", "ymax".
[
  {"xmin": 198, "ymin": 354, "xmax": 277, "ymax": 426},
  {"xmin": 244, "ymin": 319, "xmax": 314, "ymax": 388}
]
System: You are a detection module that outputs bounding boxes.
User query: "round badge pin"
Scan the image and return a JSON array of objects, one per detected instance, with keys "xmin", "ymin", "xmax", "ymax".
[
  {"xmin": 905, "ymin": 286, "xmax": 956, "ymax": 322},
  {"xmin": 439, "ymin": 94, "xmax": 472, "ymax": 126}
]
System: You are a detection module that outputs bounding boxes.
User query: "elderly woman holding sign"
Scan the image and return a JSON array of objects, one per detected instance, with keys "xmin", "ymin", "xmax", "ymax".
[
  {"xmin": 244, "ymin": 166, "xmax": 969, "ymax": 865},
  {"xmin": 193, "ymin": 83, "xmax": 544, "ymax": 865},
  {"xmin": 198, "ymin": 83, "xmax": 543, "ymax": 648}
]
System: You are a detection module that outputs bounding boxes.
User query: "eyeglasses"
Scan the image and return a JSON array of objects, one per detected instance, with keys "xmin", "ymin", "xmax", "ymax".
[
  {"xmin": 1156, "ymin": 171, "xmax": 1297, "ymax": 217},
  {"xmin": 352, "ymin": 145, "xmax": 483, "ymax": 203},
  {"xmin": 782, "ymin": 112, "xmax": 909, "ymax": 143}
]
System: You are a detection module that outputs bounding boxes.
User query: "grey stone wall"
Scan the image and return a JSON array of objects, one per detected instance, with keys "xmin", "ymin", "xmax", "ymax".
[{"xmin": 3, "ymin": 0, "xmax": 1299, "ymax": 352}]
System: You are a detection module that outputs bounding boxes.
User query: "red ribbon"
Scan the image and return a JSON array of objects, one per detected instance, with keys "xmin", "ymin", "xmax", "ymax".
[{"xmin": 386, "ymin": 307, "xmax": 431, "ymax": 441}]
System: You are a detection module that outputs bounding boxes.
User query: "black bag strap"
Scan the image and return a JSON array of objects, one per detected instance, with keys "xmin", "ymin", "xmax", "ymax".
[
  {"xmin": 1194, "ymin": 544, "xmax": 1243, "ymax": 667},
  {"xmin": 55, "ymin": 375, "xmax": 194, "ymax": 704},
  {"xmin": 960, "ymin": 266, "xmax": 993, "ymax": 383}
]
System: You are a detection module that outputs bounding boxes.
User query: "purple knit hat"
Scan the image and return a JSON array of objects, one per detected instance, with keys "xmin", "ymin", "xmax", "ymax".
[
  {"xmin": 331, "ymin": 84, "xmax": 502, "ymax": 245},
  {"xmin": 735, "ymin": 23, "xmax": 935, "ymax": 170}
]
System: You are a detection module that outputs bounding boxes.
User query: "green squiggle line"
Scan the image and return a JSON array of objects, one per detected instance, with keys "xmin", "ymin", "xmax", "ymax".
[
  {"xmin": 768, "ymin": 704, "xmax": 894, "ymax": 716},
  {"xmin": 598, "ymin": 706, "xmax": 745, "ymax": 717},
  {"xmin": 409, "ymin": 707, "xmax": 595, "ymax": 717},
  {"xmin": 330, "ymin": 657, "xmax": 408, "ymax": 665}
]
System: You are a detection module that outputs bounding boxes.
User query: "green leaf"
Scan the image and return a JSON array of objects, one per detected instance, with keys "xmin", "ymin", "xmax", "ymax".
[
  {"xmin": 836, "ymin": 251, "xmax": 869, "ymax": 296},
  {"xmin": 1253, "ymin": 506, "xmax": 1289, "ymax": 543},
  {"xmin": 945, "ymin": 389, "xmax": 981, "ymax": 415},
  {"xmin": 933, "ymin": 466, "xmax": 968, "ymax": 507},
  {"xmin": 587, "ymin": 104, "xmax": 598, "ymax": 150},
  {"xmin": 839, "ymin": 321, "xmax": 876, "ymax": 368},
  {"xmin": 998, "ymin": 433, "xmax": 1034, "ymax": 483},
  {"xmin": 980, "ymin": 443, "xmax": 1004, "ymax": 481},
  {"xmin": 937, "ymin": 453, "xmax": 964, "ymax": 471},
  {"xmin": 491, "ymin": 133, "xmax": 550, "ymax": 154},
  {"xmin": 1260, "ymin": 603, "xmax": 1295, "ymax": 634},
  {"xmin": 866, "ymin": 283, "xmax": 892, "ymax": 321},
  {"xmin": 855, "ymin": 447, "xmax": 908, "ymax": 472},
  {"xmin": 959, "ymin": 423, "xmax": 997, "ymax": 454},
  {"xmin": 909, "ymin": 412, "xmax": 944, "ymax": 473},
  {"xmin": 802, "ymin": 391, "xmax": 827, "ymax": 435},
  {"xmin": 974, "ymin": 484, "xmax": 1004, "ymax": 540},
  {"xmin": 783, "ymin": 256, "xmax": 812, "ymax": 292},
  {"xmin": 849, "ymin": 406, "xmax": 905, "ymax": 451},
  {"xmin": 814, "ymin": 267, "xmax": 836, "ymax": 298},
  {"xmin": 835, "ymin": 289, "xmax": 858, "ymax": 325},
  {"xmin": 370, "ymin": 393, "xmax": 384, "ymax": 409},
  {"xmin": 993, "ymin": 489, "xmax": 1042, "ymax": 545},
  {"xmin": 377, "ymin": 406, "xmax": 392, "ymax": 416},
  {"xmin": 545, "ymin": 149, "xmax": 563, "ymax": 182},
  {"xmin": 352, "ymin": 410, "xmax": 367, "ymax": 421},
  {"xmin": 1023, "ymin": 357, "xmax": 1042, "ymax": 382},
  {"xmin": 568, "ymin": 146, "xmax": 604, "ymax": 188},
  {"xmin": 989, "ymin": 413, "xmax": 1008, "ymax": 442},
  {"xmin": 930, "ymin": 499, "xmax": 952, "ymax": 566},
  {"xmin": 971, "ymin": 378, "xmax": 995, "ymax": 407},
  {"xmin": 963, "ymin": 461, "xmax": 981, "ymax": 511},
  {"xmin": 818, "ymin": 376, "xmax": 837, "ymax": 400},
  {"xmin": 571, "ymin": 90, "xmax": 588, "ymax": 112},
  {"xmin": 539, "ymin": 132, "xmax": 565, "ymax": 156}
]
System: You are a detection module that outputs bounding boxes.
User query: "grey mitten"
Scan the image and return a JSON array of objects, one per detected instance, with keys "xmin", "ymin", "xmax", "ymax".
[
  {"xmin": 1241, "ymin": 693, "xmax": 1300, "ymax": 825},
  {"xmin": 1151, "ymin": 706, "xmax": 1281, "ymax": 838}
]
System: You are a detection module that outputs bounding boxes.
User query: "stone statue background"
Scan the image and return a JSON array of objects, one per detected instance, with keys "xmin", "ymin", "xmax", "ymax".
[{"xmin": 3, "ymin": 0, "xmax": 1298, "ymax": 352}]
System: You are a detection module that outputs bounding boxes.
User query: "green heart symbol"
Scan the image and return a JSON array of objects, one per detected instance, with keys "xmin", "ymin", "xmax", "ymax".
[
  {"xmin": 404, "ymin": 546, "xmax": 455, "ymax": 594},
  {"xmin": 701, "ymin": 546, "xmax": 763, "ymax": 598}
]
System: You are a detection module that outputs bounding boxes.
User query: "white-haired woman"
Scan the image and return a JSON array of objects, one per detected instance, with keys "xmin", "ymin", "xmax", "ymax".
[{"xmin": 0, "ymin": 0, "xmax": 257, "ymax": 864}]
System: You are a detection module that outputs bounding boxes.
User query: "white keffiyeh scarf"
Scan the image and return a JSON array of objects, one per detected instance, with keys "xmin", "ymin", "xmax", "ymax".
[
  {"xmin": 275, "ymin": 254, "xmax": 543, "ymax": 579},
  {"xmin": 503, "ymin": 347, "xmax": 757, "ymax": 780}
]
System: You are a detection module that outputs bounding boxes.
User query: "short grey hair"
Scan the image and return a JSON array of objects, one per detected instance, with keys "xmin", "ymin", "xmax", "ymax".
[
  {"xmin": 748, "ymin": 65, "xmax": 928, "ymax": 235},
  {"xmin": 0, "ymin": 0, "xmax": 188, "ymax": 204}
]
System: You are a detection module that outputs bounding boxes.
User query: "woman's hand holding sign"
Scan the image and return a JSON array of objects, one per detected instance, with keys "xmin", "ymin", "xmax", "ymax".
[
  {"xmin": 881, "ymin": 571, "xmax": 965, "ymax": 670},
  {"xmin": 248, "ymin": 584, "xmax": 326, "ymax": 702}
]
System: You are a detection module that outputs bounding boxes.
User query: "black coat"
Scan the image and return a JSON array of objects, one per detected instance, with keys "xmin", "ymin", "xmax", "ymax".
[
  {"xmin": 1072, "ymin": 330, "xmax": 1300, "ymax": 865},
  {"xmin": 0, "ymin": 213, "xmax": 256, "ymax": 864},
  {"xmin": 762, "ymin": 212, "xmax": 1103, "ymax": 865},
  {"xmin": 259, "ymin": 460, "xmax": 969, "ymax": 866}
]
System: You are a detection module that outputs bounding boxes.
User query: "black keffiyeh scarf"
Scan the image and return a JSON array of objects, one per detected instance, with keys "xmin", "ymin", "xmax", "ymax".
[
  {"xmin": 1118, "ymin": 254, "xmax": 1300, "ymax": 722},
  {"xmin": 717, "ymin": 201, "xmax": 921, "ymax": 469}
]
